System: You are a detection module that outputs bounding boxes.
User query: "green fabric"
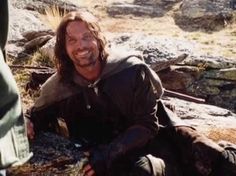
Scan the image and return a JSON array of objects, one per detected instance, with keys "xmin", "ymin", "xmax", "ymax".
[
  {"xmin": 0, "ymin": 0, "xmax": 9, "ymax": 61},
  {"xmin": 0, "ymin": 50, "xmax": 22, "ymax": 137},
  {"xmin": 0, "ymin": 0, "xmax": 31, "ymax": 169}
]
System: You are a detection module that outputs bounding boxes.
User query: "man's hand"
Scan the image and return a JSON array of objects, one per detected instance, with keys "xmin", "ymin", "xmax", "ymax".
[
  {"xmin": 82, "ymin": 152, "xmax": 95, "ymax": 176},
  {"xmin": 83, "ymin": 164, "xmax": 96, "ymax": 176},
  {"xmin": 26, "ymin": 118, "xmax": 35, "ymax": 140}
]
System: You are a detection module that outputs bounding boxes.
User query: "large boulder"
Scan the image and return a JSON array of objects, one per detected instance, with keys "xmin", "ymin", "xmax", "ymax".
[
  {"xmin": 107, "ymin": 0, "xmax": 182, "ymax": 17},
  {"xmin": 107, "ymin": 2, "xmax": 165, "ymax": 17},
  {"xmin": 107, "ymin": 33, "xmax": 236, "ymax": 112},
  {"xmin": 11, "ymin": 0, "xmax": 82, "ymax": 13},
  {"xmin": 174, "ymin": 0, "xmax": 235, "ymax": 31}
]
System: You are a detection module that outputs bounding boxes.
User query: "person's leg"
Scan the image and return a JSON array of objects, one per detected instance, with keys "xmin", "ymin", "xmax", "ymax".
[
  {"xmin": 212, "ymin": 140, "xmax": 236, "ymax": 176},
  {"xmin": 148, "ymin": 128, "xmax": 184, "ymax": 176},
  {"xmin": 167, "ymin": 126, "xmax": 225, "ymax": 175},
  {"xmin": 108, "ymin": 154, "xmax": 166, "ymax": 176},
  {"xmin": 129, "ymin": 155, "xmax": 165, "ymax": 176}
]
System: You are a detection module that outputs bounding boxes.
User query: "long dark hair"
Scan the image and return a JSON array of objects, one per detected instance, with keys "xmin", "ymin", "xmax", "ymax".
[{"xmin": 54, "ymin": 11, "xmax": 108, "ymax": 82}]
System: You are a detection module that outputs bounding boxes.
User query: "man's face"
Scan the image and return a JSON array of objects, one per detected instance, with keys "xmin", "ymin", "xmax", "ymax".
[{"xmin": 65, "ymin": 21, "xmax": 100, "ymax": 70}]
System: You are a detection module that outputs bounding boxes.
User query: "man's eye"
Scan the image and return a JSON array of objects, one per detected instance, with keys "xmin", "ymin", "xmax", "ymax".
[
  {"xmin": 67, "ymin": 37, "xmax": 76, "ymax": 44},
  {"xmin": 83, "ymin": 35, "xmax": 93, "ymax": 40}
]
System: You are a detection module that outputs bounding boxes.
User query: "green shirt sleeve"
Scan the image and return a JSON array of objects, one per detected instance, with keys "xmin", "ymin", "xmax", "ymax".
[
  {"xmin": 0, "ymin": 50, "xmax": 23, "ymax": 137},
  {"xmin": 0, "ymin": 0, "xmax": 31, "ymax": 168},
  {"xmin": 0, "ymin": 0, "xmax": 23, "ymax": 137},
  {"xmin": 0, "ymin": 0, "xmax": 9, "ymax": 51}
]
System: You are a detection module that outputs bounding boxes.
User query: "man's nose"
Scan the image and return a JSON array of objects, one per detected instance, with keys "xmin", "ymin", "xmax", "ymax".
[{"xmin": 76, "ymin": 39, "xmax": 86, "ymax": 50}]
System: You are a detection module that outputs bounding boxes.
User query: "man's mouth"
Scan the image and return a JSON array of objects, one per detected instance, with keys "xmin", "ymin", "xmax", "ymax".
[{"xmin": 75, "ymin": 50, "xmax": 90, "ymax": 58}]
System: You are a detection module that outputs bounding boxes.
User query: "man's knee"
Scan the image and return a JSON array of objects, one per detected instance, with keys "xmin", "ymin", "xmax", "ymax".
[
  {"xmin": 212, "ymin": 141, "xmax": 236, "ymax": 176},
  {"xmin": 130, "ymin": 155, "xmax": 165, "ymax": 176}
]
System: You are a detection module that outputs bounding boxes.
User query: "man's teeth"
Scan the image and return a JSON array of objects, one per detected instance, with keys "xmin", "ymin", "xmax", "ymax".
[{"xmin": 76, "ymin": 50, "xmax": 89, "ymax": 57}]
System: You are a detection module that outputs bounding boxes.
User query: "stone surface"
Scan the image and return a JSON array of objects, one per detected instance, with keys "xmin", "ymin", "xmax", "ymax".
[
  {"xmin": 174, "ymin": 0, "xmax": 234, "ymax": 31},
  {"xmin": 7, "ymin": 132, "xmax": 88, "ymax": 175},
  {"xmin": 108, "ymin": 33, "xmax": 195, "ymax": 70},
  {"xmin": 11, "ymin": 0, "xmax": 82, "ymax": 13},
  {"xmin": 107, "ymin": 2, "xmax": 164, "ymax": 17},
  {"xmin": 204, "ymin": 68, "xmax": 236, "ymax": 81},
  {"xmin": 183, "ymin": 55, "xmax": 236, "ymax": 69},
  {"xmin": 8, "ymin": 5, "xmax": 48, "ymax": 42},
  {"xmin": 163, "ymin": 96, "xmax": 236, "ymax": 133}
]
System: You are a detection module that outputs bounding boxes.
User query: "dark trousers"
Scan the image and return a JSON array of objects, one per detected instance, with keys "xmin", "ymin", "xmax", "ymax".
[
  {"xmin": 107, "ymin": 126, "xmax": 224, "ymax": 176},
  {"xmin": 108, "ymin": 128, "xmax": 183, "ymax": 176}
]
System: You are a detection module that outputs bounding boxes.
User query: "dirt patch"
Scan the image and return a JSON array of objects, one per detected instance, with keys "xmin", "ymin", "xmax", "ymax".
[{"xmin": 206, "ymin": 128, "xmax": 236, "ymax": 143}]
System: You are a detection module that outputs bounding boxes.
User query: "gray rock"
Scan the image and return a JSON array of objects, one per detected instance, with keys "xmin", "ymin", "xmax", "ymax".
[
  {"xmin": 183, "ymin": 55, "xmax": 236, "ymax": 69},
  {"xmin": 108, "ymin": 33, "xmax": 194, "ymax": 71},
  {"xmin": 204, "ymin": 68, "xmax": 236, "ymax": 81},
  {"xmin": 174, "ymin": 0, "xmax": 234, "ymax": 30},
  {"xmin": 11, "ymin": 0, "xmax": 82, "ymax": 14},
  {"xmin": 163, "ymin": 97, "xmax": 236, "ymax": 133},
  {"xmin": 107, "ymin": 2, "xmax": 164, "ymax": 17},
  {"xmin": 8, "ymin": 6, "xmax": 48, "ymax": 42},
  {"xmin": 40, "ymin": 37, "xmax": 56, "ymax": 61}
]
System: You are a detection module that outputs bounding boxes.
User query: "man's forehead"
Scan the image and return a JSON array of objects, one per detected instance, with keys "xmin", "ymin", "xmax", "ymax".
[
  {"xmin": 66, "ymin": 30, "xmax": 91, "ymax": 37},
  {"xmin": 66, "ymin": 21, "xmax": 91, "ymax": 36}
]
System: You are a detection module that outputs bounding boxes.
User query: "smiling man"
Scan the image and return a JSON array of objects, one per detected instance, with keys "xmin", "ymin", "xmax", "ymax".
[
  {"xmin": 27, "ymin": 11, "xmax": 236, "ymax": 176},
  {"xmin": 65, "ymin": 20, "xmax": 102, "ymax": 81}
]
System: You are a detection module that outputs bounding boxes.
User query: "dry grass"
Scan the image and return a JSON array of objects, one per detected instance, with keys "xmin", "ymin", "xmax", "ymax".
[
  {"xmin": 40, "ymin": 5, "xmax": 66, "ymax": 31},
  {"xmin": 10, "ymin": 49, "xmax": 54, "ymax": 110}
]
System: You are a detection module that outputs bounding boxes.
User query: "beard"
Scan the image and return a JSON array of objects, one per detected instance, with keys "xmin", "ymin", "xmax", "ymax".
[{"xmin": 73, "ymin": 53, "xmax": 98, "ymax": 68}]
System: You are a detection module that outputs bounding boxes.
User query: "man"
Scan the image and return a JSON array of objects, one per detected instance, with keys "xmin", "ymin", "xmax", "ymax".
[
  {"xmin": 0, "ymin": 0, "xmax": 31, "ymax": 174},
  {"xmin": 27, "ymin": 11, "xmax": 236, "ymax": 176}
]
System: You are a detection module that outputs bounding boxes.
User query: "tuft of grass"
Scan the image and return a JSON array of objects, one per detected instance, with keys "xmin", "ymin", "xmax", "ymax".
[
  {"xmin": 222, "ymin": 49, "xmax": 236, "ymax": 58},
  {"xmin": 41, "ymin": 5, "xmax": 66, "ymax": 31},
  {"xmin": 201, "ymin": 40, "xmax": 214, "ymax": 45},
  {"xmin": 12, "ymin": 49, "xmax": 54, "ymax": 110},
  {"xmin": 230, "ymin": 30, "xmax": 236, "ymax": 36},
  {"xmin": 189, "ymin": 32, "xmax": 202, "ymax": 40},
  {"xmin": 30, "ymin": 50, "xmax": 55, "ymax": 68}
]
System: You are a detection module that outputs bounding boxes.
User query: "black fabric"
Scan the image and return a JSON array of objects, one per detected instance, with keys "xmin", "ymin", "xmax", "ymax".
[
  {"xmin": 89, "ymin": 146, "xmax": 108, "ymax": 176},
  {"xmin": 129, "ymin": 156, "xmax": 157, "ymax": 176},
  {"xmin": 0, "ymin": 0, "xmax": 8, "ymax": 52},
  {"xmin": 212, "ymin": 147, "xmax": 236, "ymax": 176},
  {"xmin": 166, "ymin": 126, "xmax": 224, "ymax": 176},
  {"xmin": 31, "ymin": 66, "xmax": 159, "ymax": 166}
]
